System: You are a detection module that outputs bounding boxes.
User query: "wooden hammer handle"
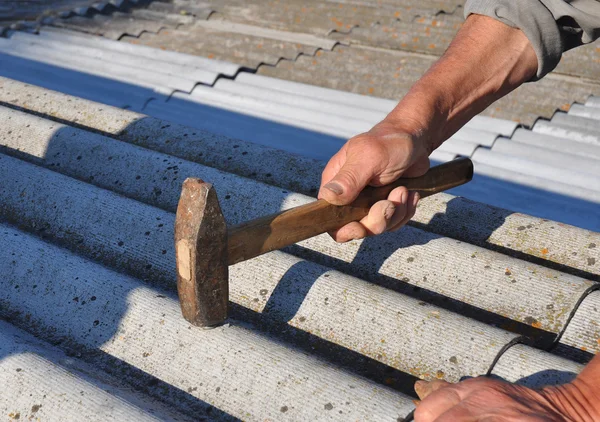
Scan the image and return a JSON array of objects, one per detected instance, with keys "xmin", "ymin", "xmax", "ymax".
[{"xmin": 227, "ymin": 157, "xmax": 473, "ymax": 265}]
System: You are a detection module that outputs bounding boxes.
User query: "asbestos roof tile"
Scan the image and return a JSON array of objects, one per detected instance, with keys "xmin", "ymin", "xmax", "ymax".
[
  {"xmin": 555, "ymin": 289, "xmax": 600, "ymax": 363},
  {"xmin": 1, "ymin": 7, "xmax": 599, "ymax": 416},
  {"xmin": 195, "ymin": 19, "xmax": 339, "ymax": 50},
  {"xmin": 0, "ymin": 320, "xmax": 194, "ymax": 422},
  {"xmin": 491, "ymin": 137, "xmax": 600, "ymax": 176},
  {"xmin": 555, "ymin": 42, "xmax": 600, "ymax": 81},
  {"xmin": 4, "ymin": 31, "xmax": 217, "ymax": 91},
  {"xmin": 471, "ymin": 148, "xmax": 600, "ymax": 193},
  {"xmin": 0, "ymin": 73, "xmax": 599, "ymax": 419},
  {"xmin": 329, "ymin": 15, "xmax": 462, "ymax": 55},
  {"xmin": 39, "ymin": 27, "xmax": 241, "ymax": 75},
  {"xmin": 0, "ymin": 104, "xmax": 596, "ymax": 343},
  {"xmin": 490, "ymin": 343, "xmax": 583, "ymax": 387},
  {"xmin": 568, "ymin": 102, "xmax": 600, "ymax": 121},
  {"xmin": 1, "ymin": 76, "xmax": 598, "ymax": 272},
  {"xmin": 511, "ymin": 127, "xmax": 600, "ymax": 161},
  {"xmin": 0, "ymin": 223, "xmax": 414, "ymax": 420},
  {"xmin": 587, "ymin": 95, "xmax": 600, "ymax": 108},
  {"xmin": 533, "ymin": 119, "xmax": 600, "ymax": 145},
  {"xmin": 201, "ymin": 0, "xmax": 463, "ymax": 36},
  {"xmin": 122, "ymin": 26, "xmax": 321, "ymax": 68},
  {"xmin": 258, "ymin": 47, "xmax": 600, "ymax": 124},
  {"xmin": 50, "ymin": 12, "xmax": 170, "ymax": 39},
  {"xmin": 146, "ymin": 1, "xmax": 214, "ymax": 19}
]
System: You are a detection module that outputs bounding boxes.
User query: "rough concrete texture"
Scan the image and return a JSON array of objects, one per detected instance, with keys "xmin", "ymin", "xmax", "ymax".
[
  {"xmin": 491, "ymin": 343, "xmax": 583, "ymax": 388},
  {"xmin": 0, "ymin": 151, "xmax": 520, "ymax": 382},
  {"xmin": 0, "ymin": 321, "xmax": 194, "ymax": 422},
  {"xmin": 0, "ymin": 77, "xmax": 597, "ymax": 278},
  {"xmin": 0, "ymin": 224, "xmax": 415, "ymax": 421},
  {"xmin": 1, "ymin": 2, "xmax": 600, "ymax": 413},
  {"xmin": 555, "ymin": 290, "xmax": 600, "ymax": 362},
  {"xmin": 29, "ymin": 0, "xmax": 600, "ymax": 125},
  {"xmin": 0, "ymin": 110, "xmax": 595, "ymax": 341},
  {"xmin": 0, "ymin": 77, "xmax": 599, "ymax": 419}
]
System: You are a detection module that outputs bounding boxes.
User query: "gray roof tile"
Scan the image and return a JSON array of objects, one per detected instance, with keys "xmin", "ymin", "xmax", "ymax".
[{"xmin": 0, "ymin": 3, "xmax": 599, "ymax": 419}]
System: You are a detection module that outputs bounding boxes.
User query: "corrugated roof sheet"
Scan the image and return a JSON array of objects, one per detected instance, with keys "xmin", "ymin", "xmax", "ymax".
[
  {"xmin": 1, "ymin": 2, "xmax": 599, "ymax": 420},
  {"xmin": 1, "ymin": 74, "xmax": 599, "ymax": 420},
  {"xmin": 3, "ymin": 26, "xmax": 598, "ymax": 230}
]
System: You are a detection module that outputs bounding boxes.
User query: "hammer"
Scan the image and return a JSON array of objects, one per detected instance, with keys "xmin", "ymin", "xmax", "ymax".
[{"xmin": 175, "ymin": 157, "xmax": 474, "ymax": 327}]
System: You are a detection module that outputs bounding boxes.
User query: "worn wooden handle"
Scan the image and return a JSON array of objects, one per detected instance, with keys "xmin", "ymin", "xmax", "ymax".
[{"xmin": 227, "ymin": 157, "xmax": 473, "ymax": 264}]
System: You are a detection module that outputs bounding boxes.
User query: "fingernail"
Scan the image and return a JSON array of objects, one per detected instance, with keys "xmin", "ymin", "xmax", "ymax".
[
  {"xmin": 323, "ymin": 182, "xmax": 344, "ymax": 195},
  {"xmin": 414, "ymin": 380, "xmax": 426, "ymax": 395},
  {"xmin": 383, "ymin": 204, "xmax": 395, "ymax": 220},
  {"xmin": 412, "ymin": 192, "xmax": 420, "ymax": 207}
]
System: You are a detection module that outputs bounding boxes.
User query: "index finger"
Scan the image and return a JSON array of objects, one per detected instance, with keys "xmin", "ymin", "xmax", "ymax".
[{"xmin": 414, "ymin": 383, "xmax": 461, "ymax": 422}]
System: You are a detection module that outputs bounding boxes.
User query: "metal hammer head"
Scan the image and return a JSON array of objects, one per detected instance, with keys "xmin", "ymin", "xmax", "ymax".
[{"xmin": 175, "ymin": 178, "xmax": 228, "ymax": 327}]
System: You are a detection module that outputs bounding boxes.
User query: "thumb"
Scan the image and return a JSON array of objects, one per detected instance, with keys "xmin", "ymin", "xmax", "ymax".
[{"xmin": 319, "ymin": 161, "xmax": 375, "ymax": 205}]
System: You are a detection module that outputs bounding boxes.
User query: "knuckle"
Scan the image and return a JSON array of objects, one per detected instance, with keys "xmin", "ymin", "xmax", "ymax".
[{"xmin": 366, "ymin": 219, "xmax": 387, "ymax": 236}]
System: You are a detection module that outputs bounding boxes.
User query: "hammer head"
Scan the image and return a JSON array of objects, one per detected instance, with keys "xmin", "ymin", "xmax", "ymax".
[{"xmin": 175, "ymin": 178, "xmax": 228, "ymax": 327}]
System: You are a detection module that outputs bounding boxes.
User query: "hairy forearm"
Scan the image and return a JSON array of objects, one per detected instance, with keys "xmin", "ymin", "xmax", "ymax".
[{"xmin": 384, "ymin": 14, "xmax": 537, "ymax": 151}]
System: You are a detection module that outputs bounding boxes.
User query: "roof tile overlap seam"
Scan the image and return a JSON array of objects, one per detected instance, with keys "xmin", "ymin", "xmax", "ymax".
[{"xmin": 550, "ymin": 284, "xmax": 600, "ymax": 350}]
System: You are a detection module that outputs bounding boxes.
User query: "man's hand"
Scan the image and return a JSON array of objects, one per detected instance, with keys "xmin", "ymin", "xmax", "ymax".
[
  {"xmin": 318, "ymin": 14, "xmax": 538, "ymax": 243},
  {"xmin": 414, "ymin": 376, "xmax": 600, "ymax": 422},
  {"xmin": 318, "ymin": 121, "xmax": 431, "ymax": 242}
]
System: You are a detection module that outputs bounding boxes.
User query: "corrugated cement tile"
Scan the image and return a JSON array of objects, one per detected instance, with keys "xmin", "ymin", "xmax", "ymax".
[
  {"xmin": 0, "ymin": 119, "xmax": 594, "ymax": 343},
  {"xmin": 0, "ymin": 148, "xmax": 521, "ymax": 382},
  {"xmin": 490, "ymin": 343, "xmax": 583, "ymax": 387},
  {"xmin": 50, "ymin": 12, "xmax": 171, "ymax": 39},
  {"xmin": 0, "ymin": 320, "xmax": 194, "ymax": 422},
  {"xmin": 555, "ymin": 289, "xmax": 600, "ymax": 362},
  {"xmin": 122, "ymin": 26, "xmax": 321, "ymax": 68},
  {"xmin": 1, "ymin": 77, "xmax": 597, "ymax": 282},
  {"xmin": 0, "ymin": 224, "xmax": 415, "ymax": 421},
  {"xmin": 201, "ymin": 0, "xmax": 461, "ymax": 36},
  {"xmin": 258, "ymin": 46, "xmax": 600, "ymax": 124}
]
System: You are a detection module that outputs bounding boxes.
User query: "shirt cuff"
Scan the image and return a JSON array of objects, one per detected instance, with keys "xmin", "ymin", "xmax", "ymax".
[{"xmin": 464, "ymin": 0, "xmax": 563, "ymax": 80}]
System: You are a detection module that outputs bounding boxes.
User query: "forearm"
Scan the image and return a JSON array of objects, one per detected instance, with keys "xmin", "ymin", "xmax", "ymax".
[{"xmin": 383, "ymin": 14, "xmax": 537, "ymax": 152}]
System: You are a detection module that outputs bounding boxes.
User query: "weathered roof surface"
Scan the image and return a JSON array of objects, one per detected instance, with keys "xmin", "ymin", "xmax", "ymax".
[
  {"xmin": 1, "ymin": 1, "xmax": 599, "ymax": 420},
  {"xmin": 1, "ymin": 76, "xmax": 599, "ymax": 420},
  {"xmin": 1, "ymin": 26, "xmax": 598, "ymax": 231}
]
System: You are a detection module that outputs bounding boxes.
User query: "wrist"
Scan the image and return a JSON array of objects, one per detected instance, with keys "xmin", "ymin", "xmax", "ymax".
[
  {"xmin": 541, "ymin": 379, "xmax": 600, "ymax": 422},
  {"xmin": 372, "ymin": 114, "xmax": 438, "ymax": 158}
]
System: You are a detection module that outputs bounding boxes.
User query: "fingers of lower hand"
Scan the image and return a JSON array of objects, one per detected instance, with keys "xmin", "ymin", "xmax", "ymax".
[
  {"xmin": 390, "ymin": 190, "xmax": 420, "ymax": 232},
  {"xmin": 329, "ymin": 221, "xmax": 368, "ymax": 243},
  {"xmin": 413, "ymin": 381, "xmax": 462, "ymax": 422}
]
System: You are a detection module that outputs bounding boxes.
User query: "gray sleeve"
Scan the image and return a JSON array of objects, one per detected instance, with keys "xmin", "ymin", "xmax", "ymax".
[{"xmin": 464, "ymin": 0, "xmax": 600, "ymax": 79}]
